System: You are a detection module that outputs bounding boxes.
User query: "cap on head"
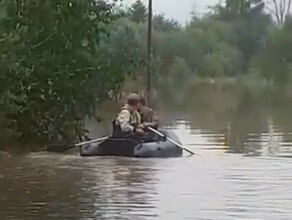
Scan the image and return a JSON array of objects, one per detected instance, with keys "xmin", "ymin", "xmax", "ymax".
[{"xmin": 126, "ymin": 93, "xmax": 140, "ymax": 106}]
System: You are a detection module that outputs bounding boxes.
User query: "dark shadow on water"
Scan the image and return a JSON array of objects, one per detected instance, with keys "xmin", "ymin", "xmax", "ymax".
[
  {"xmin": 0, "ymin": 156, "xmax": 160, "ymax": 220},
  {"xmin": 226, "ymin": 89, "xmax": 267, "ymax": 155}
]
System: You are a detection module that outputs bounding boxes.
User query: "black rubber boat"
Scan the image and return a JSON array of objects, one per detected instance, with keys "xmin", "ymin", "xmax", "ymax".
[{"xmin": 80, "ymin": 129, "xmax": 183, "ymax": 158}]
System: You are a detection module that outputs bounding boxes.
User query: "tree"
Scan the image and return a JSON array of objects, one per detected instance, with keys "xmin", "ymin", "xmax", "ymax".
[
  {"xmin": 256, "ymin": 16, "xmax": 292, "ymax": 83},
  {"xmin": 225, "ymin": 0, "xmax": 251, "ymax": 16},
  {"xmin": 100, "ymin": 18, "xmax": 147, "ymax": 97},
  {"xmin": 215, "ymin": 0, "xmax": 265, "ymax": 19},
  {"xmin": 129, "ymin": 0, "xmax": 147, "ymax": 24},
  {"xmin": 0, "ymin": 0, "xmax": 134, "ymax": 145},
  {"xmin": 152, "ymin": 14, "xmax": 180, "ymax": 32},
  {"xmin": 209, "ymin": 0, "xmax": 271, "ymax": 72}
]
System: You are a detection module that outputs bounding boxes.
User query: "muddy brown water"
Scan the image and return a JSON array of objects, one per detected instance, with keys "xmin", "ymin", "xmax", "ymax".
[{"xmin": 1, "ymin": 85, "xmax": 292, "ymax": 220}]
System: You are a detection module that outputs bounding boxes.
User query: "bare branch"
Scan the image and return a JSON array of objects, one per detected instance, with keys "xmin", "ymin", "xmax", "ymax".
[
  {"xmin": 268, "ymin": 0, "xmax": 292, "ymax": 25},
  {"xmin": 287, "ymin": 0, "xmax": 292, "ymax": 16},
  {"xmin": 272, "ymin": 0, "xmax": 281, "ymax": 25},
  {"xmin": 279, "ymin": 0, "xmax": 285, "ymax": 24},
  {"xmin": 30, "ymin": 34, "xmax": 54, "ymax": 50}
]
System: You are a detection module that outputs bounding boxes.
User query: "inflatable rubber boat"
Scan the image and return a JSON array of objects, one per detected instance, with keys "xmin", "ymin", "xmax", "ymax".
[{"xmin": 80, "ymin": 129, "xmax": 183, "ymax": 158}]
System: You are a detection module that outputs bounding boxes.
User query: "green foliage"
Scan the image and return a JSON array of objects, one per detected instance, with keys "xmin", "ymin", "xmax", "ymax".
[
  {"xmin": 209, "ymin": 0, "xmax": 271, "ymax": 71},
  {"xmin": 0, "ymin": 0, "xmax": 136, "ymax": 145},
  {"xmin": 255, "ymin": 17, "xmax": 292, "ymax": 83},
  {"xmin": 100, "ymin": 18, "xmax": 147, "ymax": 96},
  {"xmin": 128, "ymin": 0, "xmax": 147, "ymax": 24},
  {"xmin": 168, "ymin": 57, "xmax": 192, "ymax": 83},
  {"xmin": 120, "ymin": 0, "xmax": 275, "ymax": 81},
  {"xmin": 153, "ymin": 14, "xmax": 180, "ymax": 32}
]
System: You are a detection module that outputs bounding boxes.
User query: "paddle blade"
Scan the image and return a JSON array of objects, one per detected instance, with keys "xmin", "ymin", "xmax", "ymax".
[
  {"xmin": 45, "ymin": 136, "xmax": 108, "ymax": 153},
  {"xmin": 46, "ymin": 144, "xmax": 75, "ymax": 152}
]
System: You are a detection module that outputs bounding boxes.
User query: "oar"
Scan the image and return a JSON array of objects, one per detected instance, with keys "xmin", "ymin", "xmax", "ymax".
[
  {"xmin": 148, "ymin": 127, "xmax": 195, "ymax": 155},
  {"xmin": 46, "ymin": 136, "xmax": 108, "ymax": 152}
]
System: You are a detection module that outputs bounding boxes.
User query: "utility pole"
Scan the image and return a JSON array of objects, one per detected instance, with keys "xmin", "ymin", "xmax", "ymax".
[{"xmin": 146, "ymin": 0, "xmax": 152, "ymax": 106}]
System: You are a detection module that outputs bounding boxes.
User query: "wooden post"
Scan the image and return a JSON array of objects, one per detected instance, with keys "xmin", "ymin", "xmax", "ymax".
[{"xmin": 146, "ymin": 0, "xmax": 152, "ymax": 106}]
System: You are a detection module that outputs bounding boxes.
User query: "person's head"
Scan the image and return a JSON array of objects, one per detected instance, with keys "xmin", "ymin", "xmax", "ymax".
[
  {"xmin": 126, "ymin": 93, "xmax": 140, "ymax": 111},
  {"xmin": 137, "ymin": 96, "xmax": 146, "ymax": 110}
]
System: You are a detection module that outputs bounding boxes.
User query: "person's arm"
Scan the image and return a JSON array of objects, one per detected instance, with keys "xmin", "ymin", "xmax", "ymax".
[
  {"xmin": 151, "ymin": 110, "xmax": 159, "ymax": 128},
  {"xmin": 117, "ymin": 110, "xmax": 134, "ymax": 132},
  {"xmin": 143, "ymin": 109, "xmax": 159, "ymax": 129}
]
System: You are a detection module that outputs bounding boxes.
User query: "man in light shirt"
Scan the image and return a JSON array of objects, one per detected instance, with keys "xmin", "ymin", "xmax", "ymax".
[{"xmin": 112, "ymin": 93, "xmax": 145, "ymax": 138}]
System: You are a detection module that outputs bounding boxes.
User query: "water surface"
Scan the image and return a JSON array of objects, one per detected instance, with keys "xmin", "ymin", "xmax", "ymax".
[{"xmin": 1, "ymin": 85, "xmax": 292, "ymax": 220}]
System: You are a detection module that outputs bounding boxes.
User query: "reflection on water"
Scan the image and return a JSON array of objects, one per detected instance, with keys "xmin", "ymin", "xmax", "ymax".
[
  {"xmin": 1, "ymin": 136, "xmax": 292, "ymax": 219},
  {"xmin": 158, "ymin": 84, "xmax": 292, "ymax": 158},
  {"xmin": 0, "ymin": 155, "xmax": 161, "ymax": 220},
  {"xmin": 1, "ymin": 84, "xmax": 292, "ymax": 219}
]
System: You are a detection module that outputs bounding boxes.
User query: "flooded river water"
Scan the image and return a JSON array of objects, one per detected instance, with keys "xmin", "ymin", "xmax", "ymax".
[{"xmin": 1, "ymin": 84, "xmax": 292, "ymax": 219}]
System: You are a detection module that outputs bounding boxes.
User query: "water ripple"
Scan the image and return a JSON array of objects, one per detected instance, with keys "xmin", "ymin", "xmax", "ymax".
[{"xmin": 1, "ymin": 123, "xmax": 292, "ymax": 219}]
